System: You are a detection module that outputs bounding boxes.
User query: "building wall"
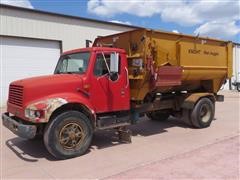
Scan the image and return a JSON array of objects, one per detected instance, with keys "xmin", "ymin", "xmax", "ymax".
[
  {"xmin": 221, "ymin": 45, "xmax": 240, "ymax": 90},
  {"xmin": 0, "ymin": 6, "xmax": 134, "ymax": 51},
  {"xmin": 233, "ymin": 45, "xmax": 240, "ymax": 84}
]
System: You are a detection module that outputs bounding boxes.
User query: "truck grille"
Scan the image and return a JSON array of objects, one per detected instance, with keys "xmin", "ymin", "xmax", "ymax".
[{"xmin": 8, "ymin": 85, "xmax": 24, "ymax": 107}]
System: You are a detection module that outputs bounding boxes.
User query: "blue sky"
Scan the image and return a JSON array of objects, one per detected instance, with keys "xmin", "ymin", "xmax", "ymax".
[
  {"xmin": 2, "ymin": 0, "xmax": 240, "ymax": 43},
  {"xmin": 31, "ymin": 0, "xmax": 197, "ymax": 34}
]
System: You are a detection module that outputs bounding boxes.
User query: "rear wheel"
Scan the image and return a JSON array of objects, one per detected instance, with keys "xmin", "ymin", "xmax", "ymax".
[
  {"xmin": 190, "ymin": 98, "xmax": 215, "ymax": 128},
  {"xmin": 147, "ymin": 111, "xmax": 170, "ymax": 121},
  {"xmin": 44, "ymin": 111, "xmax": 93, "ymax": 159},
  {"xmin": 237, "ymin": 83, "xmax": 240, "ymax": 92}
]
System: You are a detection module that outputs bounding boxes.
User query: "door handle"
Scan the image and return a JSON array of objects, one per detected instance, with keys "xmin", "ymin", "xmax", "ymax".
[{"xmin": 125, "ymin": 67, "xmax": 129, "ymax": 89}]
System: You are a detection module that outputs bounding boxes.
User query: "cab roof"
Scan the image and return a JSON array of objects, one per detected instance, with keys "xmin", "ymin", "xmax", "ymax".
[{"xmin": 62, "ymin": 47, "xmax": 126, "ymax": 55}]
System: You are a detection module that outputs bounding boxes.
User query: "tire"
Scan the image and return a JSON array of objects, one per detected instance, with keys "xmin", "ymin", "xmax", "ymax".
[
  {"xmin": 237, "ymin": 84, "xmax": 240, "ymax": 92},
  {"xmin": 44, "ymin": 111, "xmax": 93, "ymax": 159},
  {"xmin": 190, "ymin": 98, "xmax": 215, "ymax": 128},
  {"xmin": 182, "ymin": 109, "xmax": 193, "ymax": 126},
  {"xmin": 147, "ymin": 111, "xmax": 170, "ymax": 121}
]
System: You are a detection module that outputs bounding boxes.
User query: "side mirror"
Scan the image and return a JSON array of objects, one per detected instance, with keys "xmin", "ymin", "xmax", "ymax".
[
  {"xmin": 109, "ymin": 72, "xmax": 118, "ymax": 81},
  {"xmin": 109, "ymin": 53, "xmax": 119, "ymax": 81},
  {"xmin": 110, "ymin": 53, "xmax": 119, "ymax": 73}
]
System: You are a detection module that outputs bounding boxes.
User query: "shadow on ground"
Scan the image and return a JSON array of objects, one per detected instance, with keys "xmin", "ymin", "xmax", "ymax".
[{"xmin": 5, "ymin": 117, "xmax": 190, "ymax": 162}]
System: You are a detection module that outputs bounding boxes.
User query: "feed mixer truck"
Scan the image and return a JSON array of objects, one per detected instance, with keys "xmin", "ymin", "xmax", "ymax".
[{"xmin": 2, "ymin": 29, "xmax": 233, "ymax": 159}]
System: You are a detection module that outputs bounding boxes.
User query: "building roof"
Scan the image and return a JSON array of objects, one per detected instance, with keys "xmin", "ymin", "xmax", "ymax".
[{"xmin": 0, "ymin": 4, "xmax": 141, "ymax": 29}]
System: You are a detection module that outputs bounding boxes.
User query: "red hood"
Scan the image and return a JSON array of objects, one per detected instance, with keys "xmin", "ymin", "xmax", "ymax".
[{"xmin": 10, "ymin": 74, "xmax": 84, "ymax": 106}]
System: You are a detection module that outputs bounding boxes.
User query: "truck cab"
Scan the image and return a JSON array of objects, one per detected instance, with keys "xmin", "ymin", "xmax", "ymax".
[
  {"xmin": 55, "ymin": 47, "xmax": 130, "ymax": 113},
  {"xmin": 2, "ymin": 47, "xmax": 131, "ymax": 159}
]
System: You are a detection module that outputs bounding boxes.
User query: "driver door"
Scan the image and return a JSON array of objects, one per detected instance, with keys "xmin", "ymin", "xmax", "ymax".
[{"xmin": 90, "ymin": 51, "xmax": 130, "ymax": 113}]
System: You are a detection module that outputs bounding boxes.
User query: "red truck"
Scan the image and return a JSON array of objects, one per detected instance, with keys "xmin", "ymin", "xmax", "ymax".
[{"xmin": 2, "ymin": 29, "xmax": 231, "ymax": 159}]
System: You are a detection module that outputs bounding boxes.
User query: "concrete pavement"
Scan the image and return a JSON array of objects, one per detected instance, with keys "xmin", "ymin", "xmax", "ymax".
[
  {"xmin": 1, "ymin": 90, "xmax": 239, "ymax": 179},
  {"xmin": 108, "ymin": 135, "xmax": 239, "ymax": 179}
]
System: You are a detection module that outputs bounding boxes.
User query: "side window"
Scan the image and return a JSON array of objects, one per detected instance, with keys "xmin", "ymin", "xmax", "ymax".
[
  {"xmin": 94, "ymin": 54, "xmax": 110, "ymax": 76},
  {"xmin": 94, "ymin": 53, "xmax": 121, "ymax": 76}
]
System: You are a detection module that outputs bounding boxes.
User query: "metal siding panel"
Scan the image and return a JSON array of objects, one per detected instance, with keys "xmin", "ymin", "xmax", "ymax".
[
  {"xmin": 0, "ymin": 7, "xmax": 134, "ymax": 51},
  {"xmin": 221, "ymin": 45, "xmax": 240, "ymax": 90},
  {"xmin": 0, "ymin": 37, "xmax": 60, "ymax": 106},
  {"xmin": 233, "ymin": 46, "xmax": 240, "ymax": 82}
]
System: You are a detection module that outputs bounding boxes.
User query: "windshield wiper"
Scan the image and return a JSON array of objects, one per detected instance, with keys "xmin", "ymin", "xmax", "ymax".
[
  {"xmin": 56, "ymin": 71, "xmax": 73, "ymax": 74},
  {"xmin": 57, "ymin": 71, "xmax": 84, "ymax": 74}
]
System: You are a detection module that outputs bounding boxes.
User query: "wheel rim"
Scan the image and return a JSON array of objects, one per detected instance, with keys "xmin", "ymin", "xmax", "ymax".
[
  {"xmin": 59, "ymin": 122, "xmax": 85, "ymax": 149},
  {"xmin": 200, "ymin": 104, "xmax": 211, "ymax": 123}
]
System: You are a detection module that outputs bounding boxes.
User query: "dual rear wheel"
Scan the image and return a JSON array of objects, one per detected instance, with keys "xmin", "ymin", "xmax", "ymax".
[
  {"xmin": 148, "ymin": 97, "xmax": 215, "ymax": 129},
  {"xmin": 188, "ymin": 97, "xmax": 215, "ymax": 128}
]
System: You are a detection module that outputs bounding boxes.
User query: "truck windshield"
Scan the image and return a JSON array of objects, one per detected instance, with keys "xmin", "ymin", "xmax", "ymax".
[{"xmin": 55, "ymin": 52, "xmax": 90, "ymax": 74}]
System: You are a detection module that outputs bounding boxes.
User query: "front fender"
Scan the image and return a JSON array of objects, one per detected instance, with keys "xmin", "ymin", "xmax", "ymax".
[
  {"xmin": 64, "ymin": 93, "xmax": 96, "ymax": 117},
  {"xmin": 25, "ymin": 93, "xmax": 95, "ymax": 123}
]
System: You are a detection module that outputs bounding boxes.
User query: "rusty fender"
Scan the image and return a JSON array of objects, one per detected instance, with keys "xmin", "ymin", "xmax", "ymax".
[
  {"xmin": 181, "ymin": 93, "xmax": 215, "ymax": 109},
  {"xmin": 25, "ymin": 98, "xmax": 68, "ymax": 123}
]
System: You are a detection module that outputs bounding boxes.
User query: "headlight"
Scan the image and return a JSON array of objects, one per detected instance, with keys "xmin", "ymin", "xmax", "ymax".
[{"xmin": 25, "ymin": 108, "xmax": 44, "ymax": 119}]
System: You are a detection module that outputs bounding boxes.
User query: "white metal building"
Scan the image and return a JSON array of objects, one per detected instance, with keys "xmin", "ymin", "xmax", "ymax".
[
  {"xmin": 222, "ymin": 44, "xmax": 240, "ymax": 90},
  {"xmin": 231, "ymin": 44, "xmax": 240, "ymax": 90},
  {"xmin": 0, "ymin": 4, "xmax": 136, "ymax": 106}
]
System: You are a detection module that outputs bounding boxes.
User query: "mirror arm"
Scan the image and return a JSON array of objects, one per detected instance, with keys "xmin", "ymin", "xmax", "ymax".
[{"xmin": 101, "ymin": 52, "xmax": 111, "ymax": 74}]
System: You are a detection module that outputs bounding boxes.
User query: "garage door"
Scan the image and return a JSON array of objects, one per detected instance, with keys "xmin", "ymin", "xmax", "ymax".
[{"xmin": 0, "ymin": 37, "xmax": 61, "ymax": 107}]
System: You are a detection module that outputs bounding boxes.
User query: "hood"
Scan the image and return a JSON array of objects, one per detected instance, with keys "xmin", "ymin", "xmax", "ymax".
[{"xmin": 10, "ymin": 74, "xmax": 84, "ymax": 106}]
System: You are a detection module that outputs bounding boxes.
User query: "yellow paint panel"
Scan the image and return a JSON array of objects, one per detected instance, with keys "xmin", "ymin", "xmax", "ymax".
[
  {"xmin": 94, "ymin": 29, "xmax": 233, "ymax": 99},
  {"xmin": 179, "ymin": 42, "xmax": 227, "ymax": 67},
  {"xmin": 155, "ymin": 39, "xmax": 178, "ymax": 65}
]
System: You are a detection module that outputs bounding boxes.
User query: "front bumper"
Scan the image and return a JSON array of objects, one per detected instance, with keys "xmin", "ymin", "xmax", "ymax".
[{"xmin": 2, "ymin": 113, "xmax": 37, "ymax": 139}]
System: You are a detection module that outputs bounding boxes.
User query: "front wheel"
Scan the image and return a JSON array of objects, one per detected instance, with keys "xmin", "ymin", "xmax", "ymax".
[
  {"xmin": 44, "ymin": 111, "xmax": 93, "ymax": 159},
  {"xmin": 190, "ymin": 98, "xmax": 215, "ymax": 128}
]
